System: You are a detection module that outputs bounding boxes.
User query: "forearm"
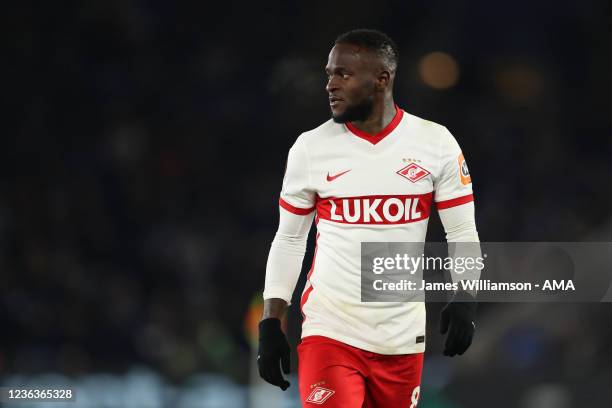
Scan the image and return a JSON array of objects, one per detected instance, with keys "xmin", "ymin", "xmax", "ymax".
[
  {"xmin": 438, "ymin": 201, "xmax": 482, "ymax": 294},
  {"xmin": 439, "ymin": 201, "xmax": 479, "ymax": 242},
  {"xmin": 262, "ymin": 208, "xmax": 314, "ymax": 309},
  {"xmin": 263, "ymin": 229, "xmax": 309, "ymax": 302}
]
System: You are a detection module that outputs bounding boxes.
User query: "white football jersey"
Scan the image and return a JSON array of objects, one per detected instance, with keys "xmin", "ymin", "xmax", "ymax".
[{"xmin": 278, "ymin": 107, "xmax": 474, "ymax": 354}]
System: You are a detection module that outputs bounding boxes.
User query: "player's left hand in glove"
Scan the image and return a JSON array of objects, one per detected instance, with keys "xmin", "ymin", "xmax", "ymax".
[
  {"xmin": 440, "ymin": 289, "xmax": 477, "ymax": 357},
  {"xmin": 257, "ymin": 318, "xmax": 291, "ymax": 390}
]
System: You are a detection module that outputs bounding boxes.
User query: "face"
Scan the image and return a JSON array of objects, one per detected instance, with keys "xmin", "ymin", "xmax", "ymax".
[{"xmin": 325, "ymin": 43, "xmax": 381, "ymax": 123}]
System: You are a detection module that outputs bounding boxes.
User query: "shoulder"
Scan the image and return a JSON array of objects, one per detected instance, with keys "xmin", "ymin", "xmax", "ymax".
[
  {"xmin": 402, "ymin": 111, "xmax": 459, "ymax": 150},
  {"xmin": 293, "ymin": 118, "xmax": 345, "ymax": 149},
  {"xmin": 403, "ymin": 111, "xmax": 451, "ymax": 139}
]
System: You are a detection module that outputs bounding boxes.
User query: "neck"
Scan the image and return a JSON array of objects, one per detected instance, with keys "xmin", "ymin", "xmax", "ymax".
[{"xmin": 350, "ymin": 95, "xmax": 396, "ymax": 135}]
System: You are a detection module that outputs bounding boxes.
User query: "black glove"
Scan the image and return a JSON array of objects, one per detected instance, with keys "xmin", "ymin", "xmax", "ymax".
[
  {"xmin": 257, "ymin": 318, "xmax": 291, "ymax": 390},
  {"xmin": 440, "ymin": 290, "xmax": 477, "ymax": 357}
]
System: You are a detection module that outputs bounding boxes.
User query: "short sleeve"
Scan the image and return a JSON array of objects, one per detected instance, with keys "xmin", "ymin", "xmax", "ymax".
[
  {"xmin": 434, "ymin": 127, "xmax": 474, "ymax": 210},
  {"xmin": 279, "ymin": 137, "xmax": 316, "ymax": 215}
]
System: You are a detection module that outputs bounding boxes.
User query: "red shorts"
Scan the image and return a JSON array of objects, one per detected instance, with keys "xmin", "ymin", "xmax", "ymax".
[{"xmin": 298, "ymin": 336, "xmax": 424, "ymax": 407}]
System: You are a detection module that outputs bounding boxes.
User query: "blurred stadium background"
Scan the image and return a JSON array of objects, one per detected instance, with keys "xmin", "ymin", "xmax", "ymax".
[{"xmin": 2, "ymin": 0, "xmax": 612, "ymax": 407}]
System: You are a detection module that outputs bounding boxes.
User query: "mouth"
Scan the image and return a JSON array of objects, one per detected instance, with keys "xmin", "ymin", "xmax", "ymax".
[{"xmin": 329, "ymin": 96, "xmax": 344, "ymax": 108}]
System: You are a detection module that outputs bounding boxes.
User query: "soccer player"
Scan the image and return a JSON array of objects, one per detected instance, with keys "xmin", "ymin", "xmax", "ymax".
[{"xmin": 258, "ymin": 29, "xmax": 479, "ymax": 407}]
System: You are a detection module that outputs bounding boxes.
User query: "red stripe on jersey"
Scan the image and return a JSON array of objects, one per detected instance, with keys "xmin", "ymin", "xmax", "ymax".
[
  {"xmin": 300, "ymin": 285, "xmax": 313, "ymax": 320},
  {"xmin": 345, "ymin": 106, "xmax": 404, "ymax": 145},
  {"xmin": 436, "ymin": 194, "xmax": 474, "ymax": 210},
  {"xmin": 316, "ymin": 192, "xmax": 433, "ymax": 225},
  {"xmin": 301, "ymin": 232, "xmax": 320, "ymax": 322},
  {"xmin": 307, "ymin": 232, "xmax": 320, "ymax": 281},
  {"xmin": 279, "ymin": 197, "xmax": 315, "ymax": 215}
]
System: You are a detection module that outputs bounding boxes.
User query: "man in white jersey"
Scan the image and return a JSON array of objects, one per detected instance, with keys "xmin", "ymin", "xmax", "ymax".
[{"xmin": 258, "ymin": 29, "xmax": 479, "ymax": 407}]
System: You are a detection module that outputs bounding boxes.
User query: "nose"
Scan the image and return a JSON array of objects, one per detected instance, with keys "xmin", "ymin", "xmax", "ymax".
[{"xmin": 326, "ymin": 76, "xmax": 340, "ymax": 94}]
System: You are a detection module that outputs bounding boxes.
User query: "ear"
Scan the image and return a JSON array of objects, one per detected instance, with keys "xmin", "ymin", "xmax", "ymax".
[{"xmin": 376, "ymin": 70, "xmax": 391, "ymax": 91}]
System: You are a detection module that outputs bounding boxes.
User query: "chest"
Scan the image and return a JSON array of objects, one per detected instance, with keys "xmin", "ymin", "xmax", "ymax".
[{"xmin": 310, "ymin": 141, "xmax": 439, "ymax": 198}]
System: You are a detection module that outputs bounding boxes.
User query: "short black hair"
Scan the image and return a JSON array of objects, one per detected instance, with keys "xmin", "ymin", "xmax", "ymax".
[{"xmin": 335, "ymin": 29, "xmax": 399, "ymax": 72}]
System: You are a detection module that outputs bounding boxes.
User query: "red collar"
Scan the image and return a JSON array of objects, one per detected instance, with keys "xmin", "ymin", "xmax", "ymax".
[{"xmin": 345, "ymin": 106, "xmax": 404, "ymax": 145}]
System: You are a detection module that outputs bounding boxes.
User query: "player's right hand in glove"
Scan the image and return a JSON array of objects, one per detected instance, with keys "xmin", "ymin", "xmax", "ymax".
[
  {"xmin": 440, "ymin": 289, "xmax": 477, "ymax": 357},
  {"xmin": 257, "ymin": 318, "xmax": 291, "ymax": 390}
]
